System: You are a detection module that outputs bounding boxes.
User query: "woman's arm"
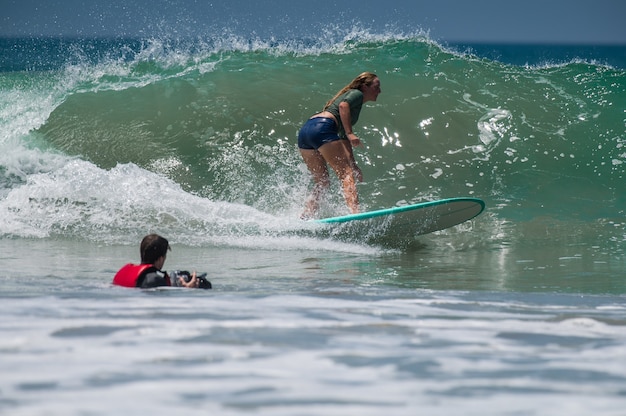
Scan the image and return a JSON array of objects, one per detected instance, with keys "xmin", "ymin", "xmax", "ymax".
[
  {"xmin": 338, "ymin": 101, "xmax": 363, "ymax": 183},
  {"xmin": 338, "ymin": 101, "xmax": 362, "ymax": 147}
]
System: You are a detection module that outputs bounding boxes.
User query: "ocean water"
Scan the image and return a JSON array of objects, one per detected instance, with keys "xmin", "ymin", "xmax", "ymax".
[{"xmin": 1, "ymin": 31, "xmax": 625, "ymax": 415}]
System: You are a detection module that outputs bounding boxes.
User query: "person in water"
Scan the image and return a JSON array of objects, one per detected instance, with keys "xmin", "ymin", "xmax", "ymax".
[
  {"xmin": 112, "ymin": 234, "xmax": 211, "ymax": 289},
  {"xmin": 298, "ymin": 71, "xmax": 381, "ymax": 218}
]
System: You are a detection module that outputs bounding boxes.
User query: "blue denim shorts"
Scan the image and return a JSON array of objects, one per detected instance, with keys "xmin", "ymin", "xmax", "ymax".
[{"xmin": 297, "ymin": 117, "xmax": 340, "ymax": 150}]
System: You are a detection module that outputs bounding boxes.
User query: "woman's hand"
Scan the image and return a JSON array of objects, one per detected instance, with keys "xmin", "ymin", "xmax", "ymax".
[{"xmin": 347, "ymin": 132, "xmax": 362, "ymax": 147}]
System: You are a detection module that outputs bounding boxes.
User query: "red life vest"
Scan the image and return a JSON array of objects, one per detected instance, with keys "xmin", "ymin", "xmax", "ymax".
[{"xmin": 112, "ymin": 263, "xmax": 162, "ymax": 288}]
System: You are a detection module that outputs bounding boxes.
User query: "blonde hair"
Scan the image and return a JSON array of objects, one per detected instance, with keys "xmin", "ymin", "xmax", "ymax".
[{"xmin": 323, "ymin": 72, "xmax": 378, "ymax": 111}]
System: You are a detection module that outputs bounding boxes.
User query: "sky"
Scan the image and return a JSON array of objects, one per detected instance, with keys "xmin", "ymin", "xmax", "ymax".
[{"xmin": 1, "ymin": 0, "xmax": 625, "ymax": 44}]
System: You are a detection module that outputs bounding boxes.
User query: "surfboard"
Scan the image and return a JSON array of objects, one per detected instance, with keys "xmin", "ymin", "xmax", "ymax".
[{"xmin": 313, "ymin": 197, "xmax": 485, "ymax": 237}]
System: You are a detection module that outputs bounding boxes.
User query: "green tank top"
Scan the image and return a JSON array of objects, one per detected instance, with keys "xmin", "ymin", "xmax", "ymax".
[{"xmin": 325, "ymin": 89, "xmax": 364, "ymax": 138}]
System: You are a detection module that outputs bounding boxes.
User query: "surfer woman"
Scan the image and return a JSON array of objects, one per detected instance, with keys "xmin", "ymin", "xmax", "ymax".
[{"xmin": 298, "ymin": 72, "xmax": 381, "ymax": 218}]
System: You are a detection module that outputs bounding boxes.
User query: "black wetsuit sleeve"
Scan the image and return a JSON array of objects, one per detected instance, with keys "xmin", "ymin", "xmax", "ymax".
[{"xmin": 136, "ymin": 268, "xmax": 169, "ymax": 288}]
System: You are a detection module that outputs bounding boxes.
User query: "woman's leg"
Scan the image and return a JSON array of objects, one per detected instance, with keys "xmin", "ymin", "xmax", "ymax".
[
  {"xmin": 299, "ymin": 148, "xmax": 330, "ymax": 218},
  {"xmin": 317, "ymin": 140, "xmax": 359, "ymax": 214}
]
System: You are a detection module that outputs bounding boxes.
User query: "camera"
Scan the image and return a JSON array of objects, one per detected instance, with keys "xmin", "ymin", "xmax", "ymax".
[{"xmin": 170, "ymin": 270, "xmax": 212, "ymax": 289}]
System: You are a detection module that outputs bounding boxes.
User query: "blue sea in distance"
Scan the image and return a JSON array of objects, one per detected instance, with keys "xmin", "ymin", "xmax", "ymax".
[
  {"xmin": 1, "ymin": 31, "xmax": 625, "ymax": 415},
  {"xmin": 450, "ymin": 43, "xmax": 626, "ymax": 69}
]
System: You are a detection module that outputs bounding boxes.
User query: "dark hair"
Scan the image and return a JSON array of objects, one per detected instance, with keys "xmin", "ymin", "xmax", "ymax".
[{"xmin": 140, "ymin": 234, "xmax": 171, "ymax": 264}]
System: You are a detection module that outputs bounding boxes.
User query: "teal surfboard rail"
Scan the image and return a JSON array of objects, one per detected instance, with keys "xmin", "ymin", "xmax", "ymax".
[{"xmin": 314, "ymin": 197, "xmax": 485, "ymax": 224}]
